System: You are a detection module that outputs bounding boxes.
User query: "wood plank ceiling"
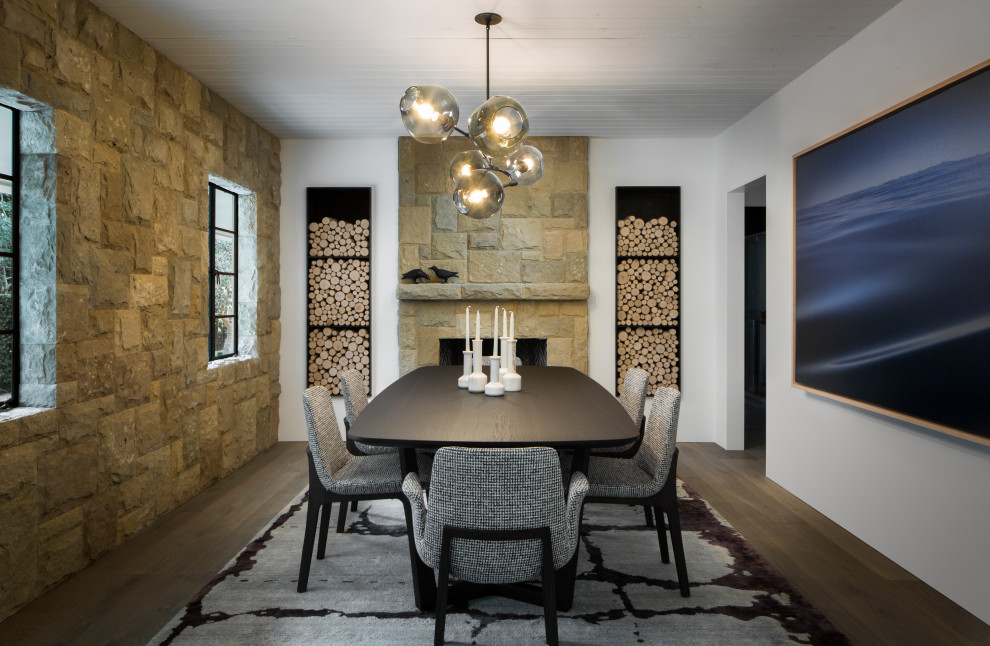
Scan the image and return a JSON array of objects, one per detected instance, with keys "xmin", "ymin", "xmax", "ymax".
[{"xmin": 88, "ymin": 0, "xmax": 902, "ymax": 139}]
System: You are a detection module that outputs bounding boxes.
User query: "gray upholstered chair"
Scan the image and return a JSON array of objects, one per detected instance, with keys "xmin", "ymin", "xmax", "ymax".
[
  {"xmin": 297, "ymin": 386, "xmax": 406, "ymax": 593},
  {"xmin": 402, "ymin": 446, "xmax": 589, "ymax": 646},
  {"xmin": 336, "ymin": 370, "xmax": 400, "ymax": 530},
  {"xmin": 585, "ymin": 387, "xmax": 689, "ymax": 597},
  {"xmin": 592, "ymin": 368, "xmax": 648, "ymax": 458}
]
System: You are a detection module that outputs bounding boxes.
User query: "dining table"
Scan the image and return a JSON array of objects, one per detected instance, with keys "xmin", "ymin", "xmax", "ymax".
[{"xmin": 347, "ymin": 364, "xmax": 639, "ymax": 612}]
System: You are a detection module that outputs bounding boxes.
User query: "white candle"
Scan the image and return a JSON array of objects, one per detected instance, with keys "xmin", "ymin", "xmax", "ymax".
[
  {"xmin": 465, "ymin": 306, "xmax": 470, "ymax": 350},
  {"xmin": 510, "ymin": 311, "xmax": 515, "ymax": 340},
  {"xmin": 503, "ymin": 308, "xmax": 507, "ymax": 337},
  {"xmin": 475, "ymin": 310, "xmax": 480, "ymax": 340},
  {"xmin": 493, "ymin": 306, "xmax": 499, "ymax": 344}
]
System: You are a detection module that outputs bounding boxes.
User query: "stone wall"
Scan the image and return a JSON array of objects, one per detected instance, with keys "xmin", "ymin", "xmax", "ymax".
[
  {"xmin": 397, "ymin": 136, "xmax": 589, "ymax": 373},
  {"xmin": 0, "ymin": 0, "xmax": 281, "ymax": 622}
]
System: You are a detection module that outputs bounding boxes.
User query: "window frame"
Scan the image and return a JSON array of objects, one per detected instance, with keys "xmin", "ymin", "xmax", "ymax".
[
  {"xmin": 209, "ymin": 183, "xmax": 238, "ymax": 361},
  {"xmin": 0, "ymin": 103, "xmax": 20, "ymax": 409}
]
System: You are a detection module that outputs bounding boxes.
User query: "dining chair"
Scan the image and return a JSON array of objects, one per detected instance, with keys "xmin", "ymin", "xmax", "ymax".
[
  {"xmin": 592, "ymin": 367, "xmax": 648, "ymax": 458},
  {"xmin": 585, "ymin": 387, "xmax": 689, "ymax": 597},
  {"xmin": 336, "ymin": 370, "xmax": 400, "ymax": 531},
  {"xmin": 402, "ymin": 446, "xmax": 589, "ymax": 646},
  {"xmin": 297, "ymin": 386, "xmax": 406, "ymax": 593}
]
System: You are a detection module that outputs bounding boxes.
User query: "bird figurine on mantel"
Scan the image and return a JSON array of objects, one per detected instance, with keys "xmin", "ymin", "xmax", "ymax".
[
  {"xmin": 401, "ymin": 268, "xmax": 430, "ymax": 283},
  {"xmin": 430, "ymin": 266, "xmax": 459, "ymax": 283}
]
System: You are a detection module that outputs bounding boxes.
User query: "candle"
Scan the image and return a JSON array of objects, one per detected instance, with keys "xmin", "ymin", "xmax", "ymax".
[
  {"xmin": 503, "ymin": 308, "xmax": 507, "ymax": 337},
  {"xmin": 510, "ymin": 311, "xmax": 514, "ymax": 340},
  {"xmin": 475, "ymin": 310, "xmax": 480, "ymax": 340},
  {"xmin": 493, "ymin": 306, "xmax": 499, "ymax": 344},
  {"xmin": 465, "ymin": 306, "xmax": 470, "ymax": 350}
]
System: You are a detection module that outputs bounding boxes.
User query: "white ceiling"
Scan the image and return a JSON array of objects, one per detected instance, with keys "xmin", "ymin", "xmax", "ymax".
[{"xmin": 88, "ymin": 0, "xmax": 901, "ymax": 140}]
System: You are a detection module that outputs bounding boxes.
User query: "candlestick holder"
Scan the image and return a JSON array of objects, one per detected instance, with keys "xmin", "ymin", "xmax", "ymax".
[
  {"xmin": 485, "ymin": 355, "xmax": 505, "ymax": 396},
  {"xmin": 499, "ymin": 336, "xmax": 510, "ymax": 379},
  {"xmin": 503, "ymin": 338, "xmax": 521, "ymax": 392},
  {"xmin": 458, "ymin": 349, "xmax": 472, "ymax": 388},
  {"xmin": 468, "ymin": 339, "xmax": 487, "ymax": 393}
]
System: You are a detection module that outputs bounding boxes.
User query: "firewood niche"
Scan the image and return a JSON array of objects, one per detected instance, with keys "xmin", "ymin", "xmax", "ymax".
[
  {"xmin": 306, "ymin": 187, "xmax": 371, "ymax": 394},
  {"xmin": 615, "ymin": 187, "xmax": 681, "ymax": 395}
]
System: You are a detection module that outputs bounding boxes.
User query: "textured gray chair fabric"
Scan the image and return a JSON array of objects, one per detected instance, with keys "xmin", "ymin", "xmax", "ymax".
[
  {"xmin": 586, "ymin": 387, "xmax": 689, "ymax": 597},
  {"xmin": 588, "ymin": 386, "xmax": 679, "ymax": 498},
  {"xmin": 403, "ymin": 446, "xmax": 588, "ymax": 583},
  {"xmin": 297, "ymin": 386, "xmax": 405, "ymax": 592},
  {"xmin": 593, "ymin": 368, "xmax": 649, "ymax": 456},
  {"xmin": 340, "ymin": 369, "xmax": 396, "ymax": 456}
]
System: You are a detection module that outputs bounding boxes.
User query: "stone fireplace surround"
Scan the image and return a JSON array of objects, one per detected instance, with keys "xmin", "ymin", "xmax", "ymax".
[{"xmin": 397, "ymin": 136, "xmax": 589, "ymax": 375}]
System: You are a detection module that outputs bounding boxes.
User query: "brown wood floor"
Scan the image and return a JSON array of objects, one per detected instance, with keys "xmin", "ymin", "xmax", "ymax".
[{"xmin": 1, "ymin": 441, "xmax": 987, "ymax": 645}]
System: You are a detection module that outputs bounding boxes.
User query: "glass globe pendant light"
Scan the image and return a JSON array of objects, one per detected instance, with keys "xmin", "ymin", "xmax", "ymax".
[{"xmin": 398, "ymin": 12, "xmax": 544, "ymax": 218}]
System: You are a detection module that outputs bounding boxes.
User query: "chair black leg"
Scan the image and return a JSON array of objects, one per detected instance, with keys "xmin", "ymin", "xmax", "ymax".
[
  {"xmin": 297, "ymin": 493, "xmax": 321, "ymax": 593},
  {"xmin": 351, "ymin": 500, "xmax": 358, "ymax": 511},
  {"xmin": 665, "ymin": 502, "xmax": 690, "ymax": 597},
  {"xmin": 653, "ymin": 505, "xmax": 670, "ymax": 564},
  {"xmin": 316, "ymin": 501, "xmax": 332, "ymax": 559},
  {"xmin": 644, "ymin": 505, "xmax": 655, "ymax": 527},
  {"xmin": 435, "ymin": 533, "xmax": 453, "ymax": 646},
  {"xmin": 541, "ymin": 535, "xmax": 558, "ymax": 646},
  {"xmin": 336, "ymin": 500, "xmax": 348, "ymax": 533}
]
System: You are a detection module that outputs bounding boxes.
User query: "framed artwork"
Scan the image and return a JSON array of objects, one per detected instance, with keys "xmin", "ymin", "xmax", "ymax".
[{"xmin": 793, "ymin": 59, "xmax": 990, "ymax": 446}]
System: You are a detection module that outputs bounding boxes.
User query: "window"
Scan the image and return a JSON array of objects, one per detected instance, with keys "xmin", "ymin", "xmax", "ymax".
[
  {"xmin": 209, "ymin": 183, "xmax": 238, "ymax": 360},
  {"xmin": 0, "ymin": 104, "xmax": 18, "ymax": 408}
]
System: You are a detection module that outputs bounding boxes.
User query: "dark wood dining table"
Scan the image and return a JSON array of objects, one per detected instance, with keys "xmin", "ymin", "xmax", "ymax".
[{"xmin": 348, "ymin": 365, "xmax": 639, "ymax": 612}]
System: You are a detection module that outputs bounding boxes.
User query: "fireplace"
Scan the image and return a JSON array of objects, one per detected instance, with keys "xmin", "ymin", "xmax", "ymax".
[{"xmin": 438, "ymin": 338, "xmax": 547, "ymax": 367}]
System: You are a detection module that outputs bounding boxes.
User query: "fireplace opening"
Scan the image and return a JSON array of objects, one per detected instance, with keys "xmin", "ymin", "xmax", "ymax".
[{"xmin": 439, "ymin": 338, "xmax": 547, "ymax": 367}]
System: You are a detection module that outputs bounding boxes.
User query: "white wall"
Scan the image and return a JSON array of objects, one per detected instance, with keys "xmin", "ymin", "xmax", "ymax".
[
  {"xmin": 589, "ymin": 139, "xmax": 718, "ymax": 443},
  {"xmin": 714, "ymin": 0, "xmax": 990, "ymax": 623},
  {"xmin": 279, "ymin": 140, "xmax": 399, "ymax": 441}
]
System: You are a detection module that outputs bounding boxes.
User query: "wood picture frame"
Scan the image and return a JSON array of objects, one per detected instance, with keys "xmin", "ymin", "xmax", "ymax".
[{"xmin": 793, "ymin": 59, "xmax": 990, "ymax": 447}]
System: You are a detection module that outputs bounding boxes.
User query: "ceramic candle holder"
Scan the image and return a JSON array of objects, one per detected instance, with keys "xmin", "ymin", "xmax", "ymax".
[
  {"xmin": 485, "ymin": 355, "xmax": 505, "ymax": 396},
  {"xmin": 458, "ymin": 349, "xmax": 472, "ymax": 388},
  {"xmin": 503, "ymin": 339, "xmax": 521, "ymax": 392},
  {"xmin": 468, "ymin": 339, "xmax": 487, "ymax": 393}
]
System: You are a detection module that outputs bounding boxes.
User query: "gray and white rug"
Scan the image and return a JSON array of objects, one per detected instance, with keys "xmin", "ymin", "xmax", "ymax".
[{"xmin": 152, "ymin": 482, "xmax": 849, "ymax": 645}]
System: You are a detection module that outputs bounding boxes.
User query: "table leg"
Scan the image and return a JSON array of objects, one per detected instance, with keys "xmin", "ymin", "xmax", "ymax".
[
  {"xmin": 400, "ymin": 447, "xmax": 436, "ymax": 611},
  {"xmin": 557, "ymin": 447, "xmax": 590, "ymax": 611}
]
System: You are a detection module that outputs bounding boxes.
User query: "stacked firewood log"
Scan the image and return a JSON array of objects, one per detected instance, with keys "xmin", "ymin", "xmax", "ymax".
[
  {"xmin": 308, "ymin": 259, "xmax": 370, "ymax": 326},
  {"xmin": 617, "ymin": 327, "xmax": 680, "ymax": 391},
  {"xmin": 308, "ymin": 217, "xmax": 370, "ymax": 257},
  {"xmin": 616, "ymin": 215, "xmax": 678, "ymax": 256},
  {"xmin": 616, "ymin": 258, "xmax": 679, "ymax": 326},
  {"xmin": 307, "ymin": 327, "xmax": 371, "ymax": 394}
]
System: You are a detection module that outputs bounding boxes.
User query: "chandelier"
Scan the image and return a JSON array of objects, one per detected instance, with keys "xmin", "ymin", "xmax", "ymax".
[{"xmin": 399, "ymin": 12, "xmax": 543, "ymax": 219}]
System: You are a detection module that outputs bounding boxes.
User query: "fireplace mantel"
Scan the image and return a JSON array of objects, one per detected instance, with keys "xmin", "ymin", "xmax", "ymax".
[{"xmin": 396, "ymin": 283, "xmax": 589, "ymax": 302}]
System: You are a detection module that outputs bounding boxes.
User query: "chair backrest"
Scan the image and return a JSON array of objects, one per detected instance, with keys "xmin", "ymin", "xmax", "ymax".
[
  {"xmin": 425, "ymin": 446, "xmax": 570, "ymax": 583},
  {"xmin": 618, "ymin": 368, "xmax": 649, "ymax": 430},
  {"xmin": 634, "ymin": 387, "xmax": 681, "ymax": 489},
  {"xmin": 302, "ymin": 386, "xmax": 349, "ymax": 489},
  {"xmin": 339, "ymin": 370, "xmax": 369, "ymax": 428}
]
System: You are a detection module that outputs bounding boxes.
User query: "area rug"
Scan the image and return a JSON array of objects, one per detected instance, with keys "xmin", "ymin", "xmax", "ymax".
[{"xmin": 151, "ymin": 481, "xmax": 849, "ymax": 645}]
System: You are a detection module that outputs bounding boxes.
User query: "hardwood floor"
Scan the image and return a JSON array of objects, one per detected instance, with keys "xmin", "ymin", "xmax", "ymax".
[{"xmin": 1, "ymin": 440, "xmax": 987, "ymax": 645}]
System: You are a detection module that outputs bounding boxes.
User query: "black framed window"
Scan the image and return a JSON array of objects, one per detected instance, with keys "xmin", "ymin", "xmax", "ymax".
[
  {"xmin": 0, "ymin": 104, "xmax": 19, "ymax": 408},
  {"xmin": 209, "ymin": 183, "xmax": 238, "ymax": 360}
]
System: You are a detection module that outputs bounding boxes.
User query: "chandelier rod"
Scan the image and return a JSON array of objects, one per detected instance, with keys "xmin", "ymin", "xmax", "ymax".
[{"xmin": 485, "ymin": 14, "xmax": 491, "ymax": 100}]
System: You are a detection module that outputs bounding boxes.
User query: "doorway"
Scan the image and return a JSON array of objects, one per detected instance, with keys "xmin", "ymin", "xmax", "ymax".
[{"xmin": 743, "ymin": 179, "xmax": 766, "ymax": 448}]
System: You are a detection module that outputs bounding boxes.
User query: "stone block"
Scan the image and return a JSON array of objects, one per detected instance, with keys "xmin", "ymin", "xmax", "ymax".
[
  {"xmin": 93, "ymin": 93, "xmax": 132, "ymax": 152},
  {"xmin": 122, "ymin": 158, "xmax": 153, "ymax": 223},
  {"xmin": 399, "ymin": 206, "xmax": 431, "ymax": 245},
  {"xmin": 84, "ymin": 491, "xmax": 118, "ymax": 560},
  {"xmin": 547, "ymin": 337, "xmax": 573, "ymax": 367},
  {"xmin": 416, "ymin": 326, "xmax": 441, "ymax": 367},
  {"xmin": 38, "ymin": 437, "xmax": 99, "ymax": 517},
  {"xmin": 417, "ymin": 302, "xmax": 456, "ymax": 327},
  {"xmin": 134, "ymin": 401, "xmax": 163, "ymax": 455},
  {"xmin": 541, "ymin": 229, "xmax": 565, "ymax": 260},
  {"xmin": 522, "ymin": 260, "xmax": 565, "ymax": 284},
  {"xmin": 117, "ymin": 504, "xmax": 153, "ymax": 541},
  {"xmin": 0, "ymin": 494, "xmax": 40, "ymax": 617},
  {"xmin": 100, "ymin": 410, "xmax": 137, "ymax": 483},
  {"xmin": 39, "ymin": 507, "xmax": 84, "ymax": 545},
  {"xmin": 460, "ymin": 284, "xmax": 527, "ymax": 300},
  {"xmin": 78, "ymin": 7, "xmax": 116, "ymax": 55},
  {"xmin": 432, "ymin": 194, "xmax": 458, "ymax": 232},
  {"xmin": 169, "ymin": 258, "xmax": 191, "ymax": 317},
  {"xmin": 554, "ymin": 161, "xmax": 588, "ymax": 193},
  {"xmin": 20, "ymin": 343, "xmax": 56, "ymax": 389},
  {"xmin": 130, "ymin": 274, "xmax": 168, "ymax": 308},
  {"xmin": 398, "ymin": 243, "xmax": 421, "ymax": 275},
  {"xmin": 56, "ymin": 286, "xmax": 89, "ymax": 343},
  {"xmin": 501, "ymin": 190, "xmax": 551, "ymax": 219},
  {"xmin": 119, "ymin": 59, "xmax": 154, "ymax": 112},
  {"xmin": 525, "ymin": 283, "xmax": 590, "ymax": 300},
  {"xmin": 58, "ymin": 395, "xmax": 114, "ymax": 445},
  {"xmin": 18, "ymin": 409, "xmax": 57, "ymax": 445},
  {"xmin": 431, "ymin": 232, "xmax": 467, "ymax": 260},
  {"xmin": 501, "ymin": 219, "xmax": 543, "ymax": 251},
  {"xmin": 468, "ymin": 232, "xmax": 499, "ymax": 249},
  {"xmin": 90, "ymin": 248, "xmax": 131, "ymax": 308},
  {"xmin": 0, "ymin": 444, "xmax": 36, "ymax": 502},
  {"xmin": 115, "ymin": 310, "xmax": 142, "ymax": 353},
  {"xmin": 115, "ymin": 352, "xmax": 151, "ymax": 408},
  {"xmin": 551, "ymin": 193, "xmax": 588, "ymax": 222},
  {"xmin": 53, "ymin": 33, "xmax": 92, "ymax": 94},
  {"xmin": 468, "ymin": 251, "xmax": 521, "ymax": 283},
  {"xmin": 77, "ymin": 347, "xmax": 116, "ymax": 401},
  {"xmin": 566, "ymin": 252, "xmax": 588, "ymax": 282},
  {"xmin": 565, "ymin": 230, "xmax": 588, "ymax": 253},
  {"xmin": 55, "ymin": 111, "xmax": 90, "ymax": 160}
]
